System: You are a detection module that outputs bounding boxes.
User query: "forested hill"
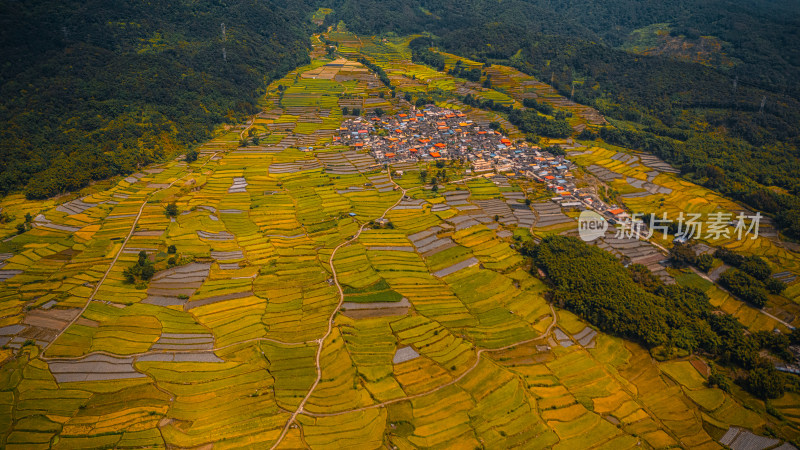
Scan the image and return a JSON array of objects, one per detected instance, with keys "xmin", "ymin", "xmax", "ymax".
[
  {"xmin": 324, "ymin": 0, "xmax": 800, "ymax": 238},
  {"xmin": 0, "ymin": 0, "xmax": 314, "ymax": 199},
  {"xmin": 327, "ymin": 0, "xmax": 800, "ymax": 98}
]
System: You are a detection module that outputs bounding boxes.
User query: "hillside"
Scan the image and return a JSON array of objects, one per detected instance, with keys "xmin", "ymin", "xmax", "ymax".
[
  {"xmin": 0, "ymin": 30, "xmax": 799, "ymax": 447},
  {"xmin": 0, "ymin": 0, "xmax": 314, "ymax": 199},
  {"xmin": 326, "ymin": 0, "xmax": 800, "ymax": 238},
  {"xmin": 1, "ymin": 2, "xmax": 800, "ymax": 448}
]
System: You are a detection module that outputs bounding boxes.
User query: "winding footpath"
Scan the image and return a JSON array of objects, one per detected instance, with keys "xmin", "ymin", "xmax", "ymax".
[
  {"xmin": 41, "ymin": 153, "xmax": 218, "ymax": 359},
  {"xmin": 269, "ymin": 173, "xmax": 559, "ymax": 447},
  {"xmin": 302, "ymin": 303, "xmax": 558, "ymax": 419},
  {"xmin": 270, "ymin": 174, "xmax": 408, "ymax": 449}
]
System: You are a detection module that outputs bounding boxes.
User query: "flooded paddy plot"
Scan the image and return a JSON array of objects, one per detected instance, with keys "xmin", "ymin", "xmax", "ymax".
[
  {"xmin": 48, "ymin": 354, "xmax": 146, "ymax": 383},
  {"xmin": 143, "ymin": 262, "xmax": 211, "ymax": 306},
  {"xmin": 531, "ymin": 202, "xmax": 573, "ymax": 228},
  {"xmin": 341, "ymin": 297, "xmax": 411, "ymax": 319}
]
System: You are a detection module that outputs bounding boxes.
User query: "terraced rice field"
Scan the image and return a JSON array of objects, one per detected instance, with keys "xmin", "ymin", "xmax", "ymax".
[{"xmin": 0, "ymin": 29, "xmax": 796, "ymax": 449}]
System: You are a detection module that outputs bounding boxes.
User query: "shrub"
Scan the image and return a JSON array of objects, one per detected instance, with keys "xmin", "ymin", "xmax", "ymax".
[
  {"xmin": 165, "ymin": 202, "xmax": 179, "ymax": 217},
  {"xmin": 185, "ymin": 149, "xmax": 199, "ymax": 163}
]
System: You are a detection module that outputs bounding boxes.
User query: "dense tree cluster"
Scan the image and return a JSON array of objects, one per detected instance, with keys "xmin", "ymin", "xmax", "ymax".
[
  {"xmin": 719, "ymin": 269, "xmax": 770, "ymax": 308},
  {"xmin": 508, "ymin": 109, "xmax": 572, "ymax": 138},
  {"xmin": 461, "ymin": 95, "xmax": 512, "ymax": 114},
  {"xmin": 123, "ymin": 250, "xmax": 155, "ymax": 284},
  {"xmin": 0, "ymin": 0, "xmax": 314, "ymax": 199},
  {"xmin": 409, "ymin": 37, "xmax": 445, "ymax": 71},
  {"xmin": 715, "ymin": 248, "xmax": 786, "ymax": 301},
  {"xmin": 449, "ymin": 61, "xmax": 482, "ymax": 82},
  {"xmin": 522, "ymin": 98, "xmax": 554, "ymax": 116},
  {"xmin": 524, "ymin": 236, "xmax": 792, "ymax": 399},
  {"xmin": 357, "ymin": 57, "xmax": 391, "ymax": 88}
]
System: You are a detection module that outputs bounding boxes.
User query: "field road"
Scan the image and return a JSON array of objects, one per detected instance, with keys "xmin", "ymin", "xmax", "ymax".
[
  {"xmin": 270, "ymin": 171, "xmax": 560, "ymax": 446},
  {"xmin": 648, "ymin": 240, "xmax": 795, "ymax": 330},
  {"xmin": 41, "ymin": 152, "xmax": 219, "ymax": 359},
  {"xmin": 270, "ymin": 171, "xmax": 410, "ymax": 449},
  {"xmin": 301, "ymin": 303, "xmax": 558, "ymax": 419}
]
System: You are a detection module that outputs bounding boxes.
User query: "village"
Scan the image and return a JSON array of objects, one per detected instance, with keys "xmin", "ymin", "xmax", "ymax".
[{"xmin": 337, "ymin": 106, "xmax": 632, "ymax": 224}]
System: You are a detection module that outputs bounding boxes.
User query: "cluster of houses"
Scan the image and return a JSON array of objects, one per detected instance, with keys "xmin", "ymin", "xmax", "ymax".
[
  {"xmin": 337, "ymin": 106, "xmax": 513, "ymax": 164},
  {"xmin": 336, "ymin": 106, "xmax": 630, "ymax": 224}
]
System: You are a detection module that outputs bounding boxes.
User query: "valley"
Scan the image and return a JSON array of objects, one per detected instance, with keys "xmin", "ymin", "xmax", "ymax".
[{"xmin": 0, "ymin": 26, "xmax": 799, "ymax": 449}]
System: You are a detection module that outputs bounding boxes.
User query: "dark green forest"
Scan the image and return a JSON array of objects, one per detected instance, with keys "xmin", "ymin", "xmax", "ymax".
[
  {"xmin": 0, "ymin": 0, "xmax": 314, "ymax": 198},
  {"xmin": 324, "ymin": 0, "xmax": 800, "ymax": 238},
  {"xmin": 525, "ymin": 235, "xmax": 793, "ymax": 399}
]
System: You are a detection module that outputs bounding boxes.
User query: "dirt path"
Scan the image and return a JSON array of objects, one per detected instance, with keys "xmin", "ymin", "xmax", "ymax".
[
  {"xmin": 301, "ymin": 303, "xmax": 558, "ymax": 419},
  {"xmin": 41, "ymin": 152, "xmax": 218, "ymax": 358},
  {"xmin": 270, "ymin": 173, "xmax": 408, "ymax": 449},
  {"xmin": 239, "ymin": 116, "xmax": 256, "ymax": 141},
  {"xmin": 689, "ymin": 266, "xmax": 794, "ymax": 329}
]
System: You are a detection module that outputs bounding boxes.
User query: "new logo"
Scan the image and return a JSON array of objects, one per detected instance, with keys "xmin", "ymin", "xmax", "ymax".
[{"xmin": 578, "ymin": 210, "xmax": 608, "ymax": 241}]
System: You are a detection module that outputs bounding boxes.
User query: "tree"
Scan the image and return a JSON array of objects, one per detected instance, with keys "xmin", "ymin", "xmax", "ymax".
[
  {"xmin": 138, "ymin": 250, "xmax": 148, "ymax": 266},
  {"xmin": 696, "ymin": 254, "xmax": 714, "ymax": 272},
  {"xmin": 374, "ymin": 108, "xmax": 384, "ymax": 117},
  {"xmin": 165, "ymin": 202, "xmax": 179, "ymax": 217},
  {"xmin": 141, "ymin": 263, "xmax": 155, "ymax": 280},
  {"xmin": 185, "ymin": 149, "xmax": 199, "ymax": 163},
  {"xmin": 707, "ymin": 365, "xmax": 732, "ymax": 393},
  {"xmin": 125, "ymin": 250, "xmax": 156, "ymax": 284},
  {"xmin": 420, "ymin": 170, "xmax": 428, "ymax": 183},
  {"xmin": 578, "ymin": 129, "xmax": 598, "ymax": 140},
  {"xmin": 740, "ymin": 255, "xmax": 771, "ymax": 281},
  {"xmin": 167, "ymin": 244, "xmax": 177, "ymax": 254},
  {"xmin": 766, "ymin": 278, "xmax": 786, "ymax": 295},
  {"xmin": 670, "ymin": 243, "xmax": 697, "ymax": 267},
  {"xmin": 627, "ymin": 264, "xmax": 662, "ymax": 293},
  {"xmin": 342, "ymin": 106, "xmax": 349, "ymax": 115}
]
